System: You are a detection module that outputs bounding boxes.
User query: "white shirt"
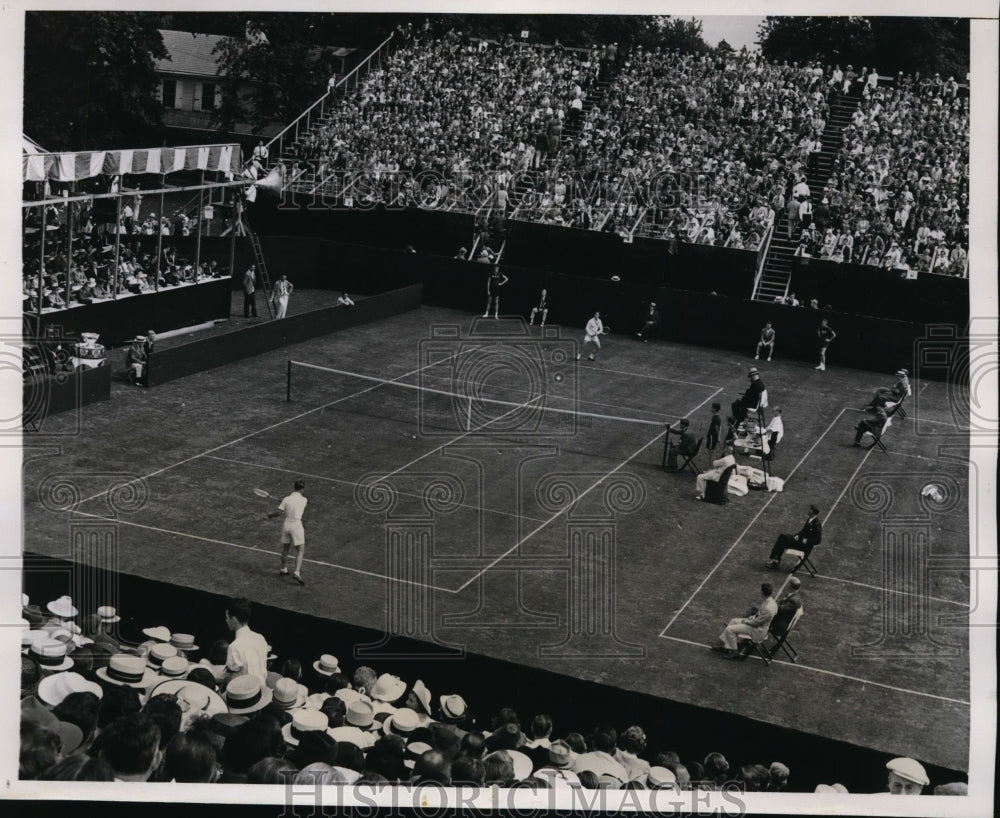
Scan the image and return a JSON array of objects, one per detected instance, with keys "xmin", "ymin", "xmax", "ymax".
[
  {"xmin": 765, "ymin": 415, "xmax": 784, "ymax": 443},
  {"xmin": 585, "ymin": 317, "xmax": 604, "ymax": 338},
  {"xmin": 227, "ymin": 624, "xmax": 269, "ymax": 683},
  {"xmin": 279, "ymin": 491, "xmax": 307, "ymax": 522}
]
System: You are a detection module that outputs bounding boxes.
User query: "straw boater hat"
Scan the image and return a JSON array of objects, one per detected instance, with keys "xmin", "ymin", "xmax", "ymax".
[
  {"xmin": 141, "ymin": 626, "xmax": 171, "ymax": 642},
  {"xmin": 96, "ymin": 654, "xmax": 159, "ymax": 689},
  {"xmin": 155, "ymin": 656, "xmax": 190, "ymax": 680},
  {"xmin": 37, "ymin": 671, "xmax": 103, "ymax": 707},
  {"xmin": 47, "ymin": 595, "xmax": 78, "ymax": 619},
  {"xmin": 439, "ymin": 694, "xmax": 468, "ymax": 720},
  {"xmin": 647, "ymin": 766, "xmax": 678, "ymax": 789},
  {"xmin": 146, "ymin": 643, "xmax": 178, "ymax": 671},
  {"xmin": 96, "ymin": 606, "xmax": 121, "ymax": 624},
  {"xmin": 382, "ymin": 707, "xmax": 419, "ymax": 736},
  {"xmin": 371, "ymin": 673, "xmax": 406, "ymax": 703},
  {"xmin": 312, "ymin": 654, "xmax": 340, "ymax": 676},
  {"xmin": 224, "ymin": 675, "xmax": 272, "ymax": 715},
  {"xmin": 272, "ymin": 677, "xmax": 308, "ymax": 710},
  {"xmin": 170, "ymin": 633, "xmax": 199, "ymax": 653},
  {"xmin": 506, "ymin": 750, "xmax": 533, "ymax": 781},
  {"xmin": 30, "ymin": 639, "xmax": 74, "ymax": 673},
  {"xmin": 281, "ymin": 709, "xmax": 329, "ymax": 747},
  {"xmin": 149, "ymin": 679, "xmax": 227, "ymax": 729}
]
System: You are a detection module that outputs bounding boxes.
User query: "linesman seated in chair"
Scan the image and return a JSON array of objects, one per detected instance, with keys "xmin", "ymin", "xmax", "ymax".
[
  {"xmin": 853, "ymin": 404, "xmax": 888, "ymax": 447},
  {"xmin": 767, "ymin": 505, "xmax": 821, "ymax": 569},
  {"xmin": 665, "ymin": 418, "xmax": 697, "ymax": 471},
  {"xmin": 711, "ymin": 582, "xmax": 777, "ymax": 659},
  {"xmin": 867, "ymin": 369, "xmax": 910, "ymax": 410},
  {"xmin": 770, "ymin": 576, "xmax": 803, "ymax": 640}
]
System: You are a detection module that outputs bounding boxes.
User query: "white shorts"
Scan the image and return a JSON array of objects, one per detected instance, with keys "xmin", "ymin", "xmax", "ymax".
[
  {"xmin": 584, "ymin": 333, "xmax": 602, "ymax": 348},
  {"xmin": 281, "ymin": 521, "xmax": 305, "ymax": 546}
]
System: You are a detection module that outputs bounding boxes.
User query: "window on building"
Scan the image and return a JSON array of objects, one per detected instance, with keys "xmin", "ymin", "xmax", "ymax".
[
  {"xmin": 200, "ymin": 82, "xmax": 216, "ymax": 111},
  {"xmin": 161, "ymin": 79, "xmax": 177, "ymax": 109}
]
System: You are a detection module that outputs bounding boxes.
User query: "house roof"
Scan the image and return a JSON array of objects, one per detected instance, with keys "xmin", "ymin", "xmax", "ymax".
[{"xmin": 156, "ymin": 29, "xmax": 228, "ymax": 78}]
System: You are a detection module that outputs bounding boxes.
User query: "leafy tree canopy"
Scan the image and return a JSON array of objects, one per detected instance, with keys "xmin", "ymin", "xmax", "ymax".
[
  {"xmin": 24, "ymin": 12, "xmax": 167, "ymax": 151},
  {"xmin": 757, "ymin": 16, "xmax": 970, "ymax": 78}
]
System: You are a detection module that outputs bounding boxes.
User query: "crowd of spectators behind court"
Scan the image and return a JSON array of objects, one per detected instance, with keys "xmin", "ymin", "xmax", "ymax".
[
  {"xmin": 286, "ymin": 25, "xmax": 967, "ymax": 273},
  {"xmin": 18, "ymin": 591, "xmax": 965, "ymax": 795},
  {"xmin": 789, "ymin": 67, "xmax": 968, "ymax": 275},
  {"xmin": 22, "ymin": 182, "xmax": 231, "ymax": 315}
]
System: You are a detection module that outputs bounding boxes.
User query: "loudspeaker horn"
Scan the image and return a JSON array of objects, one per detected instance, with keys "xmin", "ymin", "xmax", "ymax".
[{"xmin": 253, "ymin": 163, "xmax": 285, "ymax": 197}]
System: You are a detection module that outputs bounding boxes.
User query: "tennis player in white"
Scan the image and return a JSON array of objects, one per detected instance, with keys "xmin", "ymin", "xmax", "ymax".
[
  {"xmin": 269, "ymin": 479, "xmax": 308, "ymax": 585},
  {"xmin": 577, "ymin": 311, "xmax": 607, "ymax": 361}
]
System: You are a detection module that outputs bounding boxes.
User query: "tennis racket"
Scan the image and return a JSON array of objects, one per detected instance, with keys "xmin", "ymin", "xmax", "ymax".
[{"xmin": 253, "ymin": 488, "xmax": 277, "ymax": 500}]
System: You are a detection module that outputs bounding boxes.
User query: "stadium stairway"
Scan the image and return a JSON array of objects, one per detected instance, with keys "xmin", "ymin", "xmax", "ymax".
[{"xmin": 753, "ymin": 87, "xmax": 861, "ymax": 302}]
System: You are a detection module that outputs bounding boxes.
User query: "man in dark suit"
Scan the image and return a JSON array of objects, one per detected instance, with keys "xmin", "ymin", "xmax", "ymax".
[
  {"xmin": 767, "ymin": 505, "xmax": 822, "ymax": 569},
  {"xmin": 770, "ymin": 576, "xmax": 803, "ymax": 638},
  {"xmin": 731, "ymin": 367, "xmax": 766, "ymax": 423}
]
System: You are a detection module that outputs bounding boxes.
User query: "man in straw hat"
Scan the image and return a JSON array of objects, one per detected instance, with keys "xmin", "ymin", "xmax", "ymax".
[{"xmin": 126, "ymin": 334, "xmax": 148, "ymax": 385}]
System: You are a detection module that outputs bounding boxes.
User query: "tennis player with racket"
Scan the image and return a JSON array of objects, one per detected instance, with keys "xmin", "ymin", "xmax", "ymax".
[
  {"xmin": 576, "ymin": 311, "xmax": 610, "ymax": 361},
  {"xmin": 263, "ymin": 480, "xmax": 308, "ymax": 585}
]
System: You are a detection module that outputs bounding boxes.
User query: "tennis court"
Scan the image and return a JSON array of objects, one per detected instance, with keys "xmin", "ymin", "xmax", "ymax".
[{"xmin": 22, "ymin": 304, "xmax": 970, "ymax": 771}]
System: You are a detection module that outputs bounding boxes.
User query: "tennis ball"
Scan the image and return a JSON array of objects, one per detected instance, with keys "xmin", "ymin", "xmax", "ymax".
[{"xmin": 412, "ymin": 435, "xmax": 416, "ymax": 439}]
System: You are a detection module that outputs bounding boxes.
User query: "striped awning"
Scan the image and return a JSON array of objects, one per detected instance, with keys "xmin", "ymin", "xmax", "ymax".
[{"xmin": 23, "ymin": 143, "xmax": 242, "ymax": 183}]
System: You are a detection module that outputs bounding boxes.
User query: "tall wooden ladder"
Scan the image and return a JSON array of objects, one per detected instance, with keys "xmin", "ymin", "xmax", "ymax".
[{"xmin": 249, "ymin": 231, "xmax": 275, "ymax": 319}]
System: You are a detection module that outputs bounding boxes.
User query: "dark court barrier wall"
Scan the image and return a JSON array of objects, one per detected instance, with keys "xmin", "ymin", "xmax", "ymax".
[
  {"xmin": 250, "ymin": 199, "xmax": 476, "ymax": 257},
  {"xmin": 250, "ymin": 202, "xmax": 758, "ymax": 298},
  {"xmin": 791, "ymin": 257, "xmax": 969, "ymax": 325},
  {"xmin": 23, "ymin": 364, "xmax": 111, "ymax": 422},
  {"xmin": 503, "ymin": 219, "xmax": 757, "ymax": 296},
  {"xmin": 36, "ymin": 279, "xmax": 232, "ymax": 347},
  {"xmin": 246, "ymin": 237, "xmax": 962, "ymax": 381},
  {"xmin": 146, "ymin": 284, "xmax": 422, "ymax": 386},
  {"xmin": 22, "ymin": 553, "xmax": 967, "ymax": 790}
]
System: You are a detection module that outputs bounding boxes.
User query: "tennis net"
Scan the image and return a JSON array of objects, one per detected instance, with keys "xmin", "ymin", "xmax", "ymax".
[{"xmin": 286, "ymin": 360, "xmax": 670, "ymax": 449}]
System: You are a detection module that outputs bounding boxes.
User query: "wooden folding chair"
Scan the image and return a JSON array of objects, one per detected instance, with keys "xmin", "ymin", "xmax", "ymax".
[
  {"xmin": 783, "ymin": 548, "xmax": 818, "ymax": 577},
  {"xmin": 863, "ymin": 414, "xmax": 893, "ymax": 453},
  {"xmin": 767, "ymin": 606, "xmax": 804, "ymax": 662},
  {"xmin": 885, "ymin": 387, "xmax": 910, "ymax": 419},
  {"xmin": 664, "ymin": 436, "xmax": 703, "ymax": 475}
]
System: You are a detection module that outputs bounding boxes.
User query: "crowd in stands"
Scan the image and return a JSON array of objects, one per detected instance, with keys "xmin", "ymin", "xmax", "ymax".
[
  {"xmin": 22, "ymin": 191, "xmax": 230, "ymax": 314},
  {"xmin": 18, "ymin": 591, "xmax": 965, "ymax": 795},
  {"xmin": 282, "ymin": 25, "xmax": 969, "ymax": 270},
  {"xmin": 790, "ymin": 68, "xmax": 968, "ymax": 275}
]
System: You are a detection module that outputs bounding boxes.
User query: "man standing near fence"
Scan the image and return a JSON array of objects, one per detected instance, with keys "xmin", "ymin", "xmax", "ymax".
[
  {"xmin": 243, "ymin": 264, "xmax": 258, "ymax": 318},
  {"xmin": 273, "ymin": 275, "xmax": 293, "ymax": 319}
]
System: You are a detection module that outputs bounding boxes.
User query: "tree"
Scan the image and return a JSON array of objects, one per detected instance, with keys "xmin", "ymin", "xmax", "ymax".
[
  {"xmin": 23, "ymin": 12, "xmax": 167, "ymax": 151},
  {"xmin": 757, "ymin": 16, "xmax": 969, "ymax": 77}
]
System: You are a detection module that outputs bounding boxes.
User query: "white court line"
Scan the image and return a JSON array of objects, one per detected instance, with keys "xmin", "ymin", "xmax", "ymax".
[
  {"xmin": 71, "ymin": 511, "xmax": 457, "ymax": 593},
  {"xmin": 73, "ymin": 349, "xmax": 476, "ymax": 507},
  {"xmin": 453, "ymin": 388, "xmax": 723, "ymax": 593},
  {"xmin": 371, "ymin": 395, "xmax": 542, "ymax": 486},
  {"xmin": 659, "ymin": 635, "xmax": 969, "ymax": 706},
  {"xmin": 575, "ymin": 362, "xmax": 721, "ymax": 390},
  {"xmin": 416, "ymin": 368, "xmax": 680, "ymax": 421},
  {"xmin": 203, "ymin": 454, "xmax": 547, "ymax": 523},
  {"xmin": 660, "ymin": 407, "xmax": 850, "ymax": 635},
  {"xmin": 822, "ymin": 445, "xmax": 874, "ymax": 525},
  {"xmin": 811, "ymin": 573, "xmax": 969, "ymax": 608},
  {"xmin": 454, "ymin": 424, "xmax": 669, "ymax": 593}
]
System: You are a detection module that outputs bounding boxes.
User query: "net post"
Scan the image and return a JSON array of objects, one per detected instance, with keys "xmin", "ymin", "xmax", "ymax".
[{"xmin": 286, "ymin": 360, "xmax": 292, "ymax": 402}]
